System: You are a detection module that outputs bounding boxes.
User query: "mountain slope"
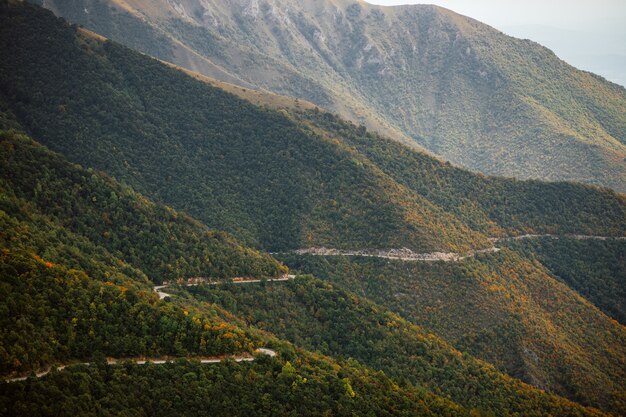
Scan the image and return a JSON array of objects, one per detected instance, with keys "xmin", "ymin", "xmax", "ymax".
[
  {"xmin": 0, "ymin": 131, "xmax": 285, "ymax": 282},
  {"xmin": 0, "ymin": 1, "xmax": 490, "ymax": 253},
  {"xmin": 502, "ymin": 237, "xmax": 626, "ymax": 325},
  {"xmin": 182, "ymin": 275, "xmax": 614, "ymax": 416},
  {"xmin": 278, "ymin": 250, "xmax": 626, "ymax": 414},
  {"xmin": 0, "ymin": 133, "xmax": 608, "ymax": 417},
  {"xmin": 0, "ymin": 132, "xmax": 470, "ymax": 416},
  {"xmin": 35, "ymin": 0, "xmax": 626, "ymax": 191},
  {"xmin": 0, "ymin": 1, "xmax": 623, "ymax": 258}
]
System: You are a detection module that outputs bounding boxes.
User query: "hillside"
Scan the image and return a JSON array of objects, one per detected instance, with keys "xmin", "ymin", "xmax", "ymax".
[
  {"xmin": 278, "ymin": 250, "xmax": 626, "ymax": 414},
  {"xmin": 0, "ymin": 131, "xmax": 471, "ymax": 416},
  {"xmin": 0, "ymin": 2, "xmax": 492, "ymax": 253},
  {"xmin": 34, "ymin": 0, "xmax": 626, "ymax": 191},
  {"xmin": 501, "ymin": 237, "xmax": 626, "ymax": 325},
  {"xmin": 1, "ymin": 3, "xmax": 625, "ymax": 415},
  {"xmin": 0, "ymin": 131, "xmax": 285, "ymax": 283},
  {"xmin": 0, "ymin": 133, "xmax": 610, "ymax": 417},
  {"xmin": 177, "ymin": 275, "xmax": 612, "ymax": 416},
  {"xmin": 0, "ymin": 249, "xmax": 474, "ymax": 416},
  {"xmin": 1, "ymin": 1, "xmax": 624, "ymax": 258}
]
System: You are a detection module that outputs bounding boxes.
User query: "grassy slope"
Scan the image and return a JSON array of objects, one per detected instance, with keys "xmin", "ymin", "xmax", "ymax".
[
  {"xmin": 277, "ymin": 251, "xmax": 626, "ymax": 414},
  {"xmin": 38, "ymin": 0, "xmax": 626, "ymax": 191}
]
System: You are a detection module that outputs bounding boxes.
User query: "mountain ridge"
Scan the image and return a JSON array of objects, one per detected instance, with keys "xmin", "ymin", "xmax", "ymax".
[{"xmin": 34, "ymin": 0, "xmax": 626, "ymax": 191}]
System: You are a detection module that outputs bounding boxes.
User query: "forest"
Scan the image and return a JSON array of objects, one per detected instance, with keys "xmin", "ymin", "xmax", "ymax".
[
  {"xmin": 0, "ymin": 130, "xmax": 611, "ymax": 416},
  {"xmin": 183, "ymin": 275, "xmax": 615, "ymax": 416},
  {"xmin": 501, "ymin": 238, "xmax": 625, "ymax": 324},
  {"xmin": 0, "ymin": 131, "xmax": 285, "ymax": 283},
  {"xmin": 276, "ymin": 250, "xmax": 626, "ymax": 414},
  {"xmin": 0, "ymin": 2, "xmax": 624, "ymax": 416}
]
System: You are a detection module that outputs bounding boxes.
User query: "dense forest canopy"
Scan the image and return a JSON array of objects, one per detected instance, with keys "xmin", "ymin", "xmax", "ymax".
[
  {"xmin": 276, "ymin": 249, "xmax": 626, "ymax": 413},
  {"xmin": 0, "ymin": 131, "xmax": 286, "ymax": 283}
]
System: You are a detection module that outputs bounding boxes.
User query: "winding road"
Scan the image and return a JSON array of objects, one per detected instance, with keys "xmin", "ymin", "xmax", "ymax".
[
  {"xmin": 7, "ymin": 235, "xmax": 621, "ymax": 383},
  {"xmin": 4, "ymin": 348, "xmax": 277, "ymax": 383},
  {"xmin": 489, "ymin": 234, "xmax": 626, "ymax": 242},
  {"xmin": 284, "ymin": 234, "xmax": 624, "ymax": 263}
]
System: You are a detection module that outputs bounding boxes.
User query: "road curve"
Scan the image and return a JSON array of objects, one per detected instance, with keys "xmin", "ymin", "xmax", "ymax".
[{"xmin": 155, "ymin": 274, "xmax": 296, "ymax": 299}]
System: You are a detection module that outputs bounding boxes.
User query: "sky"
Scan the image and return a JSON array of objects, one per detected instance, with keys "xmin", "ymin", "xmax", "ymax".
[
  {"xmin": 365, "ymin": 0, "xmax": 625, "ymax": 28},
  {"xmin": 365, "ymin": 0, "xmax": 626, "ymax": 86}
]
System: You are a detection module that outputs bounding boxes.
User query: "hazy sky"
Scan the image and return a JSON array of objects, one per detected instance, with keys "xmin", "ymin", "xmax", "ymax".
[
  {"xmin": 365, "ymin": 0, "xmax": 626, "ymax": 86},
  {"xmin": 365, "ymin": 0, "xmax": 626, "ymax": 29}
]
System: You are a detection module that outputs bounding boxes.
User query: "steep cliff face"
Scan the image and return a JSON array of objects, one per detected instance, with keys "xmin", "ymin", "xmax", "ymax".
[{"xmin": 38, "ymin": 0, "xmax": 626, "ymax": 191}]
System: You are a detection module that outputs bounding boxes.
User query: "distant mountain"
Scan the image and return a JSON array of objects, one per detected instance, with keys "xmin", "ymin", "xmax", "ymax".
[
  {"xmin": 501, "ymin": 24, "xmax": 626, "ymax": 87},
  {"xmin": 34, "ymin": 0, "xmax": 626, "ymax": 191},
  {"xmin": 1, "ymin": 2, "xmax": 623, "ymax": 256}
]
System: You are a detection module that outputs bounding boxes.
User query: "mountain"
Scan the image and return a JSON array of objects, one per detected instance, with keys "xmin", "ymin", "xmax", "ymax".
[
  {"xmin": 33, "ymin": 0, "xmax": 626, "ymax": 191},
  {"xmin": 1, "ymin": 2, "xmax": 625, "ymax": 415},
  {"xmin": 1, "ymin": 1, "xmax": 623, "ymax": 256}
]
